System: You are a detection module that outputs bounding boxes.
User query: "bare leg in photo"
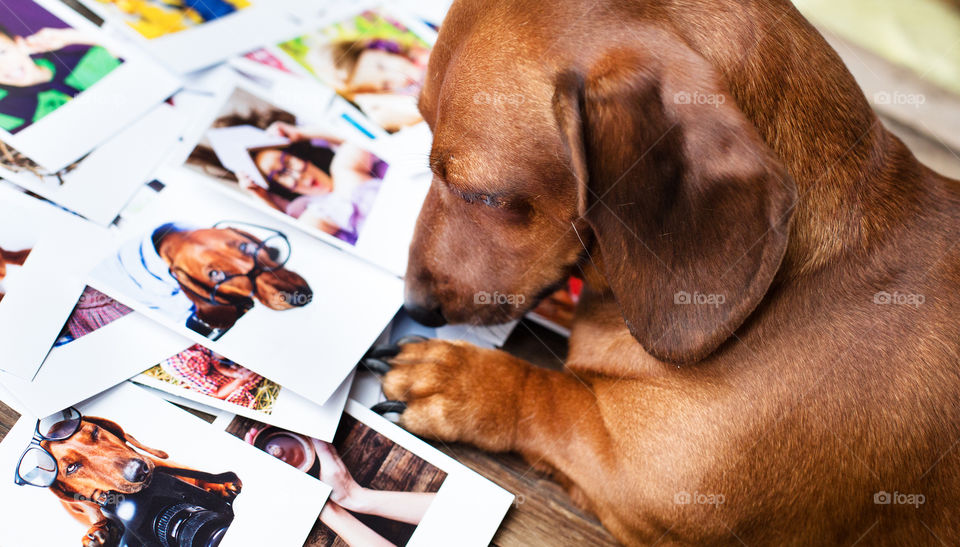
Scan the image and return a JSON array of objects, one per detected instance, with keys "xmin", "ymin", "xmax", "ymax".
[
  {"xmin": 318, "ymin": 503, "xmax": 395, "ymax": 547},
  {"xmin": 313, "ymin": 440, "xmax": 437, "ymax": 525}
]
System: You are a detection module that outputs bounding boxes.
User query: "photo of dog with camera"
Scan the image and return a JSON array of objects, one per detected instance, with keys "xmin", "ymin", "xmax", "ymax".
[
  {"xmin": 15, "ymin": 407, "xmax": 242, "ymax": 547},
  {"xmin": 0, "ymin": 384, "xmax": 330, "ymax": 547}
]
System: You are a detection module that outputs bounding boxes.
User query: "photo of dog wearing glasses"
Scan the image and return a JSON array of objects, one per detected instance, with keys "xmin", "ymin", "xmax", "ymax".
[
  {"xmin": 15, "ymin": 409, "xmax": 241, "ymax": 547},
  {"xmin": 106, "ymin": 221, "xmax": 313, "ymax": 341}
]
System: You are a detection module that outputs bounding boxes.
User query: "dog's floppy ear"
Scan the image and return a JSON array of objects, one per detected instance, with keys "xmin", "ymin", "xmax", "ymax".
[
  {"xmin": 49, "ymin": 483, "xmax": 81, "ymax": 501},
  {"xmin": 83, "ymin": 417, "xmax": 169, "ymax": 459},
  {"xmin": 554, "ymin": 41, "xmax": 796, "ymax": 365}
]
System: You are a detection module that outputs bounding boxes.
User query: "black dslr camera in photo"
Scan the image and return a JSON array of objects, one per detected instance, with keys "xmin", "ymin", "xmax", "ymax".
[{"xmin": 99, "ymin": 470, "xmax": 238, "ymax": 547}]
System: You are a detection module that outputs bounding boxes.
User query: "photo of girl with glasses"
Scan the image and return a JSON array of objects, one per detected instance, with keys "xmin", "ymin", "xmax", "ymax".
[
  {"xmin": 187, "ymin": 87, "xmax": 390, "ymax": 246},
  {"xmin": 0, "ymin": 0, "xmax": 122, "ymax": 135}
]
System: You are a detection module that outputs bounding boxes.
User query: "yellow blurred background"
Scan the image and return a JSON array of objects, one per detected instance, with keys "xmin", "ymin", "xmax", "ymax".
[{"xmin": 793, "ymin": 0, "xmax": 960, "ymax": 95}]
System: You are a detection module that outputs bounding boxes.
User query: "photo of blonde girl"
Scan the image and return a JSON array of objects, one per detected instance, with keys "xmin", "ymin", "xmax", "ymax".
[{"xmin": 279, "ymin": 10, "xmax": 431, "ymax": 133}]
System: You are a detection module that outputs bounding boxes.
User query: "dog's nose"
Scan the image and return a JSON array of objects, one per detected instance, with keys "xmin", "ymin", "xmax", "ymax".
[
  {"xmin": 123, "ymin": 459, "xmax": 150, "ymax": 483},
  {"xmin": 404, "ymin": 301, "xmax": 447, "ymax": 327},
  {"xmin": 292, "ymin": 285, "xmax": 313, "ymax": 307}
]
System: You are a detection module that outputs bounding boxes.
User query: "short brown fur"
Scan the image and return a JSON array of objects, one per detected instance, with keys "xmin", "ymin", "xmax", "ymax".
[{"xmin": 387, "ymin": 0, "xmax": 960, "ymax": 544}]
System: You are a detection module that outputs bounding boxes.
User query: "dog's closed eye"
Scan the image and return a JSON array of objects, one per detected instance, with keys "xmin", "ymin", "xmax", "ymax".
[
  {"xmin": 453, "ymin": 187, "xmax": 507, "ymax": 208},
  {"xmin": 447, "ymin": 185, "xmax": 535, "ymax": 224},
  {"xmin": 431, "ymin": 154, "xmax": 510, "ymax": 209},
  {"xmin": 90, "ymin": 426, "xmax": 99, "ymax": 441}
]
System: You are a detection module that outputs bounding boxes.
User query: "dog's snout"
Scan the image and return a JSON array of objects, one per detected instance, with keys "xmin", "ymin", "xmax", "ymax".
[
  {"xmin": 403, "ymin": 298, "xmax": 447, "ymax": 327},
  {"xmin": 404, "ymin": 263, "xmax": 446, "ymax": 326},
  {"xmin": 292, "ymin": 284, "xmax": 312, "ymax": 307},
  {"xmin": 123, "ymin": 459, "xmax": 150, "ymax": 483}
]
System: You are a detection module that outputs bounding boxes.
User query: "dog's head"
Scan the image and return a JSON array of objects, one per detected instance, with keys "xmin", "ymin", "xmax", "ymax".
[
  {"xmin": 153, "ymin": 224, "xmax": 313, "ymax": 330},
  {"xmin": 43, "ymin": 417, "xmax": 169, "ymax": 500},
  {"xmin": 404, "ymin": 1, "xmax": 797, "ymax": 364}
]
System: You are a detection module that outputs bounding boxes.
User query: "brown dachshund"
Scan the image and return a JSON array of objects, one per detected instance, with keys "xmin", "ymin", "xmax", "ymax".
[
  {"xmin": 0, "ymin": 245, "xmax": 31, "ymax": 303},
  {"xmin": 380, "ymin": 0, "xmax": 960, "ymax": 544},
  {"xmin": 151, "ymin": 223, "xmax": 312, "ymax": 339},
  {"xmin": 44, "ymin": 417, "xmax": 241, "ymax": 547}
]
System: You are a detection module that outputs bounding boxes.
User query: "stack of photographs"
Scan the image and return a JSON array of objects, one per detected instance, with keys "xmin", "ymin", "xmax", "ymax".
[{"xmin": 0, "ymin": 1, "xmax": 516, "ymax": 545}]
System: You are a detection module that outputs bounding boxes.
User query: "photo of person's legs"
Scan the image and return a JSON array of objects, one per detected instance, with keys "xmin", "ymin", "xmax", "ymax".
[
  {"xmin": 313, "ymin": 439, "xmax": 435, "ymax": 522},
  {"xmin": 224, "ymin": 414, "xmax": 446, "ymax": 546}
]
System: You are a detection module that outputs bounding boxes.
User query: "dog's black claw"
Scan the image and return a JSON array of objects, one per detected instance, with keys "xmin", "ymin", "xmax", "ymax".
[
  {"xmin": 371, "ymin": 400, "xmax": 407, "ymax": 415},
  {"xmin": 366, "ymin": 335, "xmax": 430, "ymax": 360},
  {"xmin": 396, "ymin": 335, "xmax": 429, "ymax": 346},
  {"xmin": 367, "ymin": 344, "xmax": 401, "ymax": 359},
  {"xmin": 362, "ymin": 357, "xmax": 393, "ymax": 375}
]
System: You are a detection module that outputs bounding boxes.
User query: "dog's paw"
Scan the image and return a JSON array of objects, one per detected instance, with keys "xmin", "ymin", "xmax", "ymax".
[
  {"xmin": 82, "ymin": 523, "xmax": 113, "ymax": 547},
  {"xmin": 223, "ymin": 478, "xmax": 243, "ymax": 499},
  {"xmin": 201, "ymin": 474, "xmax": 242, "ymax": 500},
  {"xmin": 376, "ymin": 339, "xmax": 530, "ymax": 452}
]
